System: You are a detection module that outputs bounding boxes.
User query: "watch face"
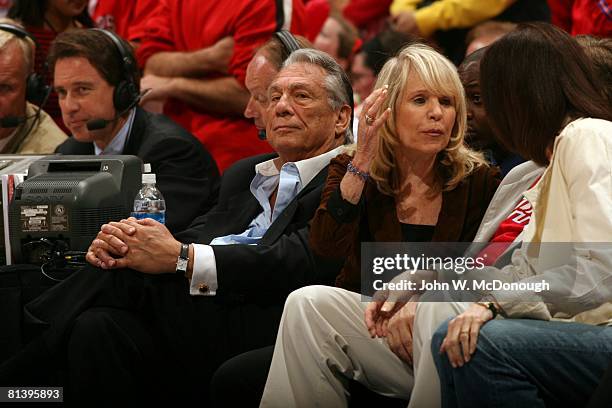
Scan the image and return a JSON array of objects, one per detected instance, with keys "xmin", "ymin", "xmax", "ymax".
[{"xmin": 176, "ymin": 257, "xmax": 188, "ymax": 271}]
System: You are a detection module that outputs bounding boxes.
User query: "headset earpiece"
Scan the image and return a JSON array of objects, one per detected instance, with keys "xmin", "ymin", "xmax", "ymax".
[
  {"xmin": 0, "ymin": 23, "xmax": 51, "ymax": 106},
  {"xmin": 26, "ymin": 72, "xmax": 51, "ymax": 106},
  {"xmin": 113, "ymin": 78, "xmax": 139, "ymax": 112},
  {"xmin": 90, "ymin": 28, "xmax": 140, "ymax": 112},
  {"xmin": 275, "ymin": 30, "xmax": 301, "ymax": 58}
]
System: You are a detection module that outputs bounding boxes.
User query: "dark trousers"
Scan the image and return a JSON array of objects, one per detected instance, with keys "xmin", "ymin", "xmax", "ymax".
[
  {"xmin": 211, "ymin": 345, "xmax": 275, "ymax": 407},
  {"xmin": 0, "ymin": 265, "xmax": 284, "ymax": 405}
]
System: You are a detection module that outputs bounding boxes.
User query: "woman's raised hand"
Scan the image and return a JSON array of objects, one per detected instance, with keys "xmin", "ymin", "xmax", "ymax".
[{"xmin": 353, "ymin": 85, "xmax": 392, "ymax": 171}]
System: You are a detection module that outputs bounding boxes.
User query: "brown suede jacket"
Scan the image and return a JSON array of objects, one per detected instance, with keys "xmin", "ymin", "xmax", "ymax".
[{"xmin": 309, "ymin": 153, "xmax": 501, "ymax": 292}]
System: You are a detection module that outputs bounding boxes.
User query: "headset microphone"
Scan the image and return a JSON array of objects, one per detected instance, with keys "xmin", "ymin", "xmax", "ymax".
[
  {"xmin": 86, "ymin": 105, "xmax": 131, "ymax": 131},
  {"xmin": 0, "ymin": 108, "xmax": 46, "ymax": 128},
  {"xmin": 0, "ymin": 116, "xmax": 26, "ymax": 128},
  {"xmin": 85, "ymin": 118, "xmax": 111, "ymax": 131},
  {"xmin": 86, "ymin": 90, "xmax": 146, "ymax": 131}
]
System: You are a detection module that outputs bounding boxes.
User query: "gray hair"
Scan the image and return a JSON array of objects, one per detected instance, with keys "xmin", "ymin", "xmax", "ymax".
[
  {"xmin": 283, "ymin": 48, "xmax": 353, "ymax": 143},
  {"xmin": 0, "ymin": 18, "xmax": 35, "ymax": 76}
]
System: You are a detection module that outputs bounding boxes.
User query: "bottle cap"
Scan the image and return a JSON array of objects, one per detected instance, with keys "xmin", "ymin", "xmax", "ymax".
[{"xmin": 142, "ymin": 173, "xmax": 156, "ymax": 184}]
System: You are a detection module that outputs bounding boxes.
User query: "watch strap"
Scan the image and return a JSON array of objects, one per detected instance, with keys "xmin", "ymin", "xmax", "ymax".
[
  {"xmin": 176, "ymin": 243, "xmax": 190, "ymax": 275},
  {"xmin": 477, "ymin": 301, "xmax": 499, "ymax": 319},
  {"xmin": 179, "ymin": 243, "xmax": 189, "ymax": 259}
]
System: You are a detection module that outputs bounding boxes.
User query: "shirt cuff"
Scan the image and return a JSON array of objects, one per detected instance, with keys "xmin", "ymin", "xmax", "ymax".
[
  {"xmin": 189, "ymin": 244, "xmax": 219, "ymax": 296},
  {"xmin": 327, "ymin": 185, "xmax": 363, "ymax": 223}
]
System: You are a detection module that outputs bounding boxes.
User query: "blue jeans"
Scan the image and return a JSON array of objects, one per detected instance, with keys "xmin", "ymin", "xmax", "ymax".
[{"xmin": 431, "ymin": 319, "xmax": 612, "ymax": 408}]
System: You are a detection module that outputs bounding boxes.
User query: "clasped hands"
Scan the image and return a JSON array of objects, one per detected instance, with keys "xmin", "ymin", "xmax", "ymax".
[
  {"xmin": 363, "ymin": 270, "xmax": 495, "ymax": 367},
  {"xmin": 86, "ymin": 217, "xmax": 182, "ymax": 275},
  {"xmin": 364, "ymin": 270, "xmax": 420, "ymax": 365}
]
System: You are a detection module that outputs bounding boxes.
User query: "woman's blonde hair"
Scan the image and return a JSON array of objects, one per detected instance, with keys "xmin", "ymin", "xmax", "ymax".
[{"xmin": 369, "ymin": 43, "xmax": 486, "ymax": 195}]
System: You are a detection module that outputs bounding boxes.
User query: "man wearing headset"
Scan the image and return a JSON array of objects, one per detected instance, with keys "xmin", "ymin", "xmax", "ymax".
[
  {"xmin": 50, "ymin": 29, "xmax": 220, "ymax": 234},
  {"xmin": 0, "ymin": 20, "xmax": 66, "ymax": 154},
  {"xmin": 1, "ymin": 36, "xmax": 351, "ymax": 404}
]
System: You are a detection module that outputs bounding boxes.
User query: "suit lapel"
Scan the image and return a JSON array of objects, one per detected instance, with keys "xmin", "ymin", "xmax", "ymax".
[
  {"xmin": 228, "ymin": 190, "xmax": 261, "ymax": 229},
  {"xmin": 65, "ymin": 141, "xmax": 95, "ymax": 155},
  {"xmin": 201, "ymin": 189, "xmax": 261, "ymax": 241},
  {"xmin": 121, "ymin": 108, "xmax": 145, "ymax": 155},
  {"xmin": 260, "ymin": 165, "xmax": 329, "ymax": 245}
]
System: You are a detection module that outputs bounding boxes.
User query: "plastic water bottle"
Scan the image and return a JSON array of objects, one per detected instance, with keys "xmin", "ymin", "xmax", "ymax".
[{"xmin": 132, "ymin": 171, "xmax": 166, "ymax": 224}]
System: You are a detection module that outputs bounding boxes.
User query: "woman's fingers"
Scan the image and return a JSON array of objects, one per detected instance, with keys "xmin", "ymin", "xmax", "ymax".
[
  {"xmin": 365, "ymin": 85, "xmax": 389, "ymax": 122},
  {"xmin": 364, "ymin": 301, "xmax": 382, "ymax": 337},
  {"xmin": 357, "ymin": 85, "xmax": 390, "ymax": 145},
  {"xmin": 375, "ymin": 315, "xmax": 386, "ymax": 338},
  {"xmin": 459, "ymin": 320, "xmax": 472, "ymax": 364},
  {"xmin": 442, "ymin": 316, "xmax": 464, "ymax": 368},
  {"xmin": 359, "ymin": 86, "xmax": 386, "ymax": 120},
  {"xmin": 372, "ymin": 108, "xmax": 391, "ymax": 131},
  {"xmin": 441, "ymin": 313, "xmax": 487, "ymax": 367},
  {"xmin": 469, "ymin": 322, "xmax": 481, "ymax": 356}
]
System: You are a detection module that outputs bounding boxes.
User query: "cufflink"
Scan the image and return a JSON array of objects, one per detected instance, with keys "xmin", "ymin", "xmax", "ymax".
[{"xmin": 198, "ymin": 283, "xmax": 209, "ymax": 293}]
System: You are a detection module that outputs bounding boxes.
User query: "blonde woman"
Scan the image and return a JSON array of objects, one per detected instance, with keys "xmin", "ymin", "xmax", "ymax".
[{"xmin": 259, "ymin": 43, "xmax": 500, "ymax": 407}]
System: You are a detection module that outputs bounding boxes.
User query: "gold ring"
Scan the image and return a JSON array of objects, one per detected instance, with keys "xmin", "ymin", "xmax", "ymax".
[{"xmin": 365, "ymin": 114, "xmax": 375, "ymax": 126}]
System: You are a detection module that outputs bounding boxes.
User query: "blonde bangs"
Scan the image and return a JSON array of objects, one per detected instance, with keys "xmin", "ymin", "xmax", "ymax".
[{"xmin": 368, "ymin": 43, "xmax": 485, "ymax": 196}]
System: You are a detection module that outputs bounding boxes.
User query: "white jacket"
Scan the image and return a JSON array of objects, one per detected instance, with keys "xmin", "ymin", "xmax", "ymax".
[{"xmin": 471, "ymin": 118, "xmax": 612, "ymax": 325}]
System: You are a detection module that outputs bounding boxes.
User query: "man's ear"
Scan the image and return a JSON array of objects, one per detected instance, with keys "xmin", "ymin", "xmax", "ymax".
[{"xmin": 334, "ymin": 104, "xmax": 352, "ymax": 139}]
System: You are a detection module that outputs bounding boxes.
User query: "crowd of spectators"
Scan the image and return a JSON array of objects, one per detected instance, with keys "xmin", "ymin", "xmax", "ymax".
[{"xmin": 0, "ymin": 0, "xmax": 610, "ymax": 406}]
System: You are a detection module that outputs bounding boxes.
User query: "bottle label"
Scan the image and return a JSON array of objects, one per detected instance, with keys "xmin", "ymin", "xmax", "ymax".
[
  {"xmin": 131, "ymin": 211, "xmax": 166, "ymax": 224},
  {"xmin": 133, "ymin": 199, "xmax": 165, "ymax": 212}
]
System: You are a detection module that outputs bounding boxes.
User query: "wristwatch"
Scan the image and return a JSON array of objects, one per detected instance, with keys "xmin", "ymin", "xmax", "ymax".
[
  {"xmin": 476, "ymin": 301, "xmax": 499, "ymax": 319},
  {"xmin": 176, "ymin": 243, "xmax": 190, "ymax": 276},
  {"xmin": 476, "ymin": 295, "xmax": 506, "ymax": 319}
]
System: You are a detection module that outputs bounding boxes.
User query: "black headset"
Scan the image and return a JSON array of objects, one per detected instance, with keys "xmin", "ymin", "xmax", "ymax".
[
  {"xmin": 275, "ymin": 30, "xmax": 301, "ymax": 60},
  {"xmin": 274, "ymin": 30, "xmax": 355, "ymax": 131},
  {"xmin": 0, "ymin": 23, "xmax": 51, "ymax": 106},
  {"xmin": 90, "ymin": 28, "xmax": 140, "ymax": 113}
]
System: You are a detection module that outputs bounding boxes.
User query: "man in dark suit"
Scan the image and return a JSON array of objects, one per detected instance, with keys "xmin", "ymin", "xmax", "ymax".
[
  {"xmin": 1, "ymin": 46, "xmax": 352, "ymax": 403},
  {"xmin": 49, "ymin": 29, "xmax": 219, "ymax": 233}
]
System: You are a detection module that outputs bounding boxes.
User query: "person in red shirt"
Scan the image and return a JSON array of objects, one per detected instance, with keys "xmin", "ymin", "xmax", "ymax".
[
  {"xmin": 343, "ymin": 0, "xmax": 393, "ymax": 41},
  {"xmin": 135, "ymin": 0, "xmax": 307, "ymax": 173},
  {"xmin": 548, "ymin": 0, "xmax": 612, "ymax": 37},
  {"xmin": 90, "ymin": 0, "xmax": 158, "ymax": 45}
]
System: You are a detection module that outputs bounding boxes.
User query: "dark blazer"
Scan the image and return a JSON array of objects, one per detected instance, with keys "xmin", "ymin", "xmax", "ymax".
[
  {"xmin": 175, "ymin": 153, "xmax": 343, "ymax": 304},
  {"xmin": 55, "ymin": 107, "xmax": 220, "ymax": 233},
  {"xmin": 14, "ymin": 151, "xmax": 344, "ymax": 400},
  {"xmin": 310, "ymin": 153, "xmax": 501, "ymax": 292}
]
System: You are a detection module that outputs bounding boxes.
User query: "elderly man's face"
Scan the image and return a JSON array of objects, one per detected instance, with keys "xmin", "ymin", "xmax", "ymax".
[
  {"xmin": 265, "ymin": 62, "xmax": 348, "ymax": 163},
  {"xmin": 244, "ymin": 53, "xmax": 279, "ymax": 131},
  {"xmin": 54, "ymin": 56, "xmax": 123, "ymax": 149},
  {"xmin": 0, "ymin": 41, "xmax": 28, "ymax": 139}
]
